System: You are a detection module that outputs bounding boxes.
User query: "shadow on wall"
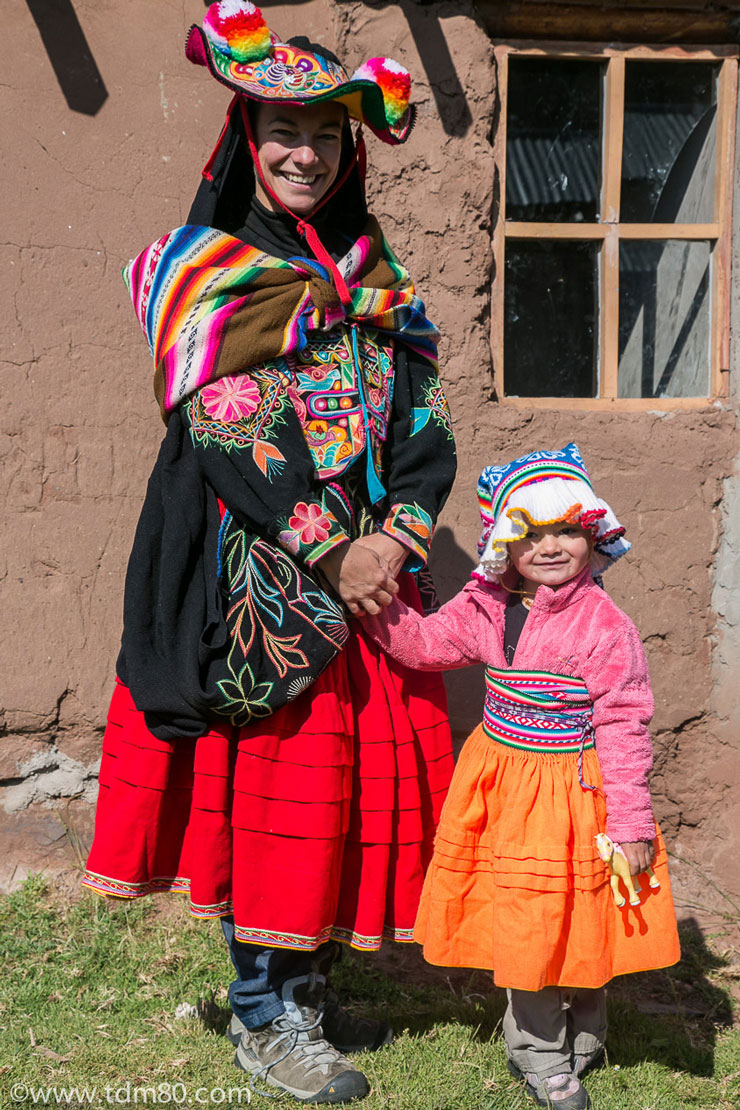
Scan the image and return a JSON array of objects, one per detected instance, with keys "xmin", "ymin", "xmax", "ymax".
[
  {"xmin": 429, "ymin": 525, "xmax": 483, "ymax": 743},
  {"xmin": 25, "ymin": 0, "xmax": 108, "ymax": 115},
  {"xmin": 248, "ymin": 0, "xmax": 474, "ymax": 136}
]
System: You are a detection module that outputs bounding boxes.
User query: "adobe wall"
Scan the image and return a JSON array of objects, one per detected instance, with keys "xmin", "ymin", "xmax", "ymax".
[{"xmin": 2, "ymin": 0, "xmax": 738, "ymax": 921}]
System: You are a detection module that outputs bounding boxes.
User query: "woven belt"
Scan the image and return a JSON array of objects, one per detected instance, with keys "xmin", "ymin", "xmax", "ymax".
[{"xmin": 483, "ymin": 667, "xmax": 597, "ymax": 791}]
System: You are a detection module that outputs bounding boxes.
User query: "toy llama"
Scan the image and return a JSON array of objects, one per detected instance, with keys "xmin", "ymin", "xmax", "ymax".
[{"xmin": 595, "ymin": 833, "xmax": 661, "ymax": 908}]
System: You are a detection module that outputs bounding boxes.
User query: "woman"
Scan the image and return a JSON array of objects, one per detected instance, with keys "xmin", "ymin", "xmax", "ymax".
[{"xmin": 83, "ymin": 3, "xmax": 456, "ymax": 1103}]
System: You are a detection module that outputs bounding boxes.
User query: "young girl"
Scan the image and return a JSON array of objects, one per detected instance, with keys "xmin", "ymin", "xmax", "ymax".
[{"xmin": 365, "ymin": 444, "xmax": 680, "ymax": 1110}]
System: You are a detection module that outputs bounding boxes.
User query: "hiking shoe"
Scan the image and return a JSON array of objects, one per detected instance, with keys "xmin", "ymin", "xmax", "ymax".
[
  {"xmin": 507, "ymin": 1058, "xmax": 591, "ymax": 1109},
  {"xmin": 233, "ymin": 975, "xmax": 369, "ymax": 1103},
  {"xmin": 227, "ymin": 986, "xmax": 393, "ymax": 1055}
]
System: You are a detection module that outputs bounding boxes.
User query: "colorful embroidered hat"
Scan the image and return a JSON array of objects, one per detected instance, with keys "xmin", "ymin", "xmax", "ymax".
[
  {"xmin": 476, "ymin": 443, "xmax": 631, "ymax": 580},
  {"xmin": 186, "ymin": 1, "xmax": 415, "ymax": 145}
]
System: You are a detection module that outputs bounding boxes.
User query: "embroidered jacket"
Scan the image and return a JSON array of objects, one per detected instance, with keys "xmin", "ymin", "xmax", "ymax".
[
  {"xmin": 366, "ymin": 567, "xmax": 657, "ymax": 844},
  {"xmin": 182, "ymin": 326, "xmax": 456, "ymax": 570},
  {"xmin": 119, "ymin": 214, "xmax": 457, "ymax": 739}
]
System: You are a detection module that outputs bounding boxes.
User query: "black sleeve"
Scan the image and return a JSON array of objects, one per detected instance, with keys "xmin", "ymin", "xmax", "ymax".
[{"xmin": 380, "ymin": 345, "xmax": 457, "ymax": 569}]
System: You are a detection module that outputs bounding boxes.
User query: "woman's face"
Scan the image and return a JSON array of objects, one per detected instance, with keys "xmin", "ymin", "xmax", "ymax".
[
  {"xmin": 253, "ymin": 101, "xmax": 346, "ymax": 217},
  {"xmin": 508, "ymin": 521, "xmax": 592, "ymax": 591}
]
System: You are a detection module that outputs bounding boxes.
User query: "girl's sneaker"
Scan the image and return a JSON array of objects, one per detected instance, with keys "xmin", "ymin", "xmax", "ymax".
[
  {"xmin": 507, "ymin": 1058, "xmax": 591, "ymax": 1109},
  {"xmin": 573, "ymin": 1047, "xmax": 604, "ymax": 1078}
]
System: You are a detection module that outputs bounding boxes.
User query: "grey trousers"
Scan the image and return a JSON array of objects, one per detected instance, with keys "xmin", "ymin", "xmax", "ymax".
[{"xmin": 503, "ymin": 986, "xmax": 607, "ymax": 1080}]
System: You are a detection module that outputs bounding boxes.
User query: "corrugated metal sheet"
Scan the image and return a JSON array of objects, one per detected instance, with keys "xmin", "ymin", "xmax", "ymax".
[{"xmin": 506, "ymin": 112, "xmax": 705, "ymax": 212}]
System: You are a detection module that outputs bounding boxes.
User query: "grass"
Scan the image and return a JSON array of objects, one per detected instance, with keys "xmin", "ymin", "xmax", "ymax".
[{"xmin": 2, "ymin": 875, "xmax": 740, "ymax": 1109}]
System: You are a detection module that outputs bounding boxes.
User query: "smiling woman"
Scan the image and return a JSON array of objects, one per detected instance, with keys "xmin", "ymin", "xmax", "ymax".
[
  {"xmin": 82, "ymin": 2, "xmax": 456, "ymax": 1105},
  {"xmin": 253, "ymin": 102, "xmax": 345, "ymax": 216}
]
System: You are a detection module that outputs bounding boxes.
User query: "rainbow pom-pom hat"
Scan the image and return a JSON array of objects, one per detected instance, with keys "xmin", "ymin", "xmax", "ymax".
[{"xmin": 187, "ymin": 0, "xmax": 415, "ymax": 144}]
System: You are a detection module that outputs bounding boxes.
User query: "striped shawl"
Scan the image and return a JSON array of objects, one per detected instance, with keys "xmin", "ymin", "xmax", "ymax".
[{"xmin": 123, "ymin": 217, "xmax": 439, "ymax": 418}]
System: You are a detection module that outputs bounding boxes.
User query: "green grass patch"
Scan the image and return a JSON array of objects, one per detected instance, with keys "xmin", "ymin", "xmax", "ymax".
[{"xmin": 1, "ymin": 875, "xmax": 739, "ymax": 1108}]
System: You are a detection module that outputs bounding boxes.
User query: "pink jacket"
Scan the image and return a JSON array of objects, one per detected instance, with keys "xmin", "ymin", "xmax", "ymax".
[{"xmin": 367, "ymin": 566, "xmax": 657, "ymax": 843}]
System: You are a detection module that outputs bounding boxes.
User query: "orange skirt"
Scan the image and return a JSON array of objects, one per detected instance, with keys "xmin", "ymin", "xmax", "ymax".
[{"xmin": 414, "ymin": 723, "xmax": 680, "ymax": 990}]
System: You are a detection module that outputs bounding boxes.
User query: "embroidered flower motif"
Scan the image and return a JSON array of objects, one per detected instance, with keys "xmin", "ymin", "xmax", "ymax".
[
  {"xmin": 287, "ymin": 502, "xmax": 335, "ymax": 546},
  {"xmin": 201, "ymin": 376, "xmax": 261, "ymax": 422}
]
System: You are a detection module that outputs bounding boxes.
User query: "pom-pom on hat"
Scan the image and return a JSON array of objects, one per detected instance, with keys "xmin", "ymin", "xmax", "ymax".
[
  {"xmin": 476, "ymin": 443, "xmax": 631, "ymax": 581},
  {"xmin": 202, "ymin": 1, "xmax": 272, "ymax": 63},
  {"xmin": 187, "ymin": 1, "xmax": 415, "ymax": 145}
]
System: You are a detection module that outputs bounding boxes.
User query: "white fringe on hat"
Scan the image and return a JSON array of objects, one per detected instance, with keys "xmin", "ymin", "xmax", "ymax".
[{"xmin": 477, "ymin": 477, "xmax": 631, "ymax": 582}]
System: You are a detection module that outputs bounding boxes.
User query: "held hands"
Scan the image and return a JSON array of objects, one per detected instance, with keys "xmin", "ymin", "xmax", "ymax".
[
  {"xmin": 353, "ymin": 532, "xmax": 409, "ymax": 580},
  {"xmin": 619, "ymin": 840, "xmax": 656, "ymax": 876},
  {"xmin": 318, "ymin": 538, "xmax": 402, "ymax": 618}
]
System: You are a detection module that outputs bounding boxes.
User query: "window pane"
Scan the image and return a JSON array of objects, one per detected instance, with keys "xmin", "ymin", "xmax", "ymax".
[
  {"xmin": 621, "ymin": 61, "xmax": 717, "ymax": 223},
  {"xmin": 506, "ymin": 58, "xmax": 604, "ymax": 222},
  {"xmin": 505, "ymin": 240, "xmax": 598, "ymax": 397},
  {"xmin": 618, "ymin": 240, "xmax": 710, "ymax": 398}
]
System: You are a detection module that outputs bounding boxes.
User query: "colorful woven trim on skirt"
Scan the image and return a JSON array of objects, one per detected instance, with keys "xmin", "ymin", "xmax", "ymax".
[
  {"xmin": 232, "ymin": 923, "xmax": 415, "ymax": 950},
  {"xmin": 82, "ymin": 870, "xmax": 414, "ymax": 950},
  {"xmin": 483, "ymin": 667, "xmax": 597, "ymax": 789},
  {"xmin": 81, "ymin": 870, "xmax": 232, "ymax": 918}
]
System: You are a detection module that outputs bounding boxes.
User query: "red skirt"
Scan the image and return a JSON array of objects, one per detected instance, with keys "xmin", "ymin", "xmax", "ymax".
[{"xmin": 83, "ymin": 623, "xmax": 454, "ymax": 951}]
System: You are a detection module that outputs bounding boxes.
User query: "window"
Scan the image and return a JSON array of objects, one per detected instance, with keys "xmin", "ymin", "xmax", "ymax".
[{"xmin": 492, "ymin": 44, "xmax": 738, "ymax": 407}]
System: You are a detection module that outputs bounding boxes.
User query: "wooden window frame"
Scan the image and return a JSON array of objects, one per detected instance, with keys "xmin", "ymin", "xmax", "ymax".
[{"xmin": 492, "ymin": 41, "xmax": 739, "ymax": 410}]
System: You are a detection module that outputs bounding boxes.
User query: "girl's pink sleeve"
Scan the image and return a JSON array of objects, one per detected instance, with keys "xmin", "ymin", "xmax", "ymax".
[
  {"xmin": 582, "ymin": 614, "xmax": 657, "ymax": 843},
  {"xmin": 363, "ymin": 583, "xmax": 494, "ymax": 670}
]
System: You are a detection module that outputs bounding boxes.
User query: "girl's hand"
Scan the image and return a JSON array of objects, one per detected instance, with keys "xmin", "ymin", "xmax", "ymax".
[
  {"xmin": 354, "ymin": 532, "xmax": 409, "ymax": 580},
  {"xmin": 620, "ymin": 840, "xmax": 655, "ymax": 876},
  {"xmin": 318, "ymin": 541, "xmax": 399, "ymax": 618}
]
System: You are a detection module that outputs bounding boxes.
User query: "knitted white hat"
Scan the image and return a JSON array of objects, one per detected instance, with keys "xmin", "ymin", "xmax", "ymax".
[{"xmin": 476, "ymin": 443, "xmax": 631, "ymax": 581}]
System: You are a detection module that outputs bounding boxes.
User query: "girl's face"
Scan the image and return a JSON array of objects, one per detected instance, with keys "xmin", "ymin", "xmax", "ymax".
[
  {"xmin": 508, "ymin": 520, "xmax": 592, "ymax": 591},
  {"xmin": 253, "ymin": 101, "xmax": 346, "ymax": 217}
]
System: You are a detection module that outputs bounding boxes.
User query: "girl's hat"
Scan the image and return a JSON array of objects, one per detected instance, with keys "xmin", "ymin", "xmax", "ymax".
[
  {"xmin": 186, "ymin": 1, "xmax": 415, "ymax": 145},
  {"xmin": 476, "ymin": 443, "xmax": 631, "ymax": 580}
]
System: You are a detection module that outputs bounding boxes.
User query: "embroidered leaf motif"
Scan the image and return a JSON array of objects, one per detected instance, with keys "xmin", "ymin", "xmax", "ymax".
[
  {"xmin": 262, "ymin": 630, "xmax": 310, "ymax": 678},
  {"xmin": 411, "ymin": 378, "xmax": 453, "ymax": 441},
  {"xmin": 252, "ymin": 439, "xmax": 286, "ymax": 478},
  {"xmin": 211, "ymin": 517, "xmax": 349, "ymax": 726}
]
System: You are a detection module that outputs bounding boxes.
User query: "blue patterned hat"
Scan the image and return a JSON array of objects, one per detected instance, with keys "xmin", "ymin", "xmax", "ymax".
[{"xmin": 476, "ymin": 443, "xmax": 631, "ymax": 580}]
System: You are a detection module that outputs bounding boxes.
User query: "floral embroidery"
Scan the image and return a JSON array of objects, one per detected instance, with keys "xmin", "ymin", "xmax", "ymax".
[
  {"xmin": 277, "ymin": 498, "xmax": 347, "ymax": 566},
  {"xmin": 280, "ymin": 503, "xmax": 336, "ymax": 553},
  {"xmin": 200, "ymin": 375, "xmax": 262, "ymax": 422},
  {"xmin": 411, "ymin": 377, "xmax": 454, "ymax": 441},
  {"xmin": 187, "ymin": 366, "xmax": 289, "ymax": 479},
  {"xmin": 212, "ymin": 519, "xmax": 349, "ymax": 728}
]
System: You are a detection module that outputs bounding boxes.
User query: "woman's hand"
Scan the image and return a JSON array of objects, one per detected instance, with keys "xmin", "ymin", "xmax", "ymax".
[
  {"xmin": 353, "ymin": 532, "xmax": 409, "ymax": 581},
  {"xmin": 318, "ymin": 540, "xmax": 399, "ymax": 617},
  {"xmin": 620, "ymin": 840, "xmax": 655, "ymax": 876}
]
